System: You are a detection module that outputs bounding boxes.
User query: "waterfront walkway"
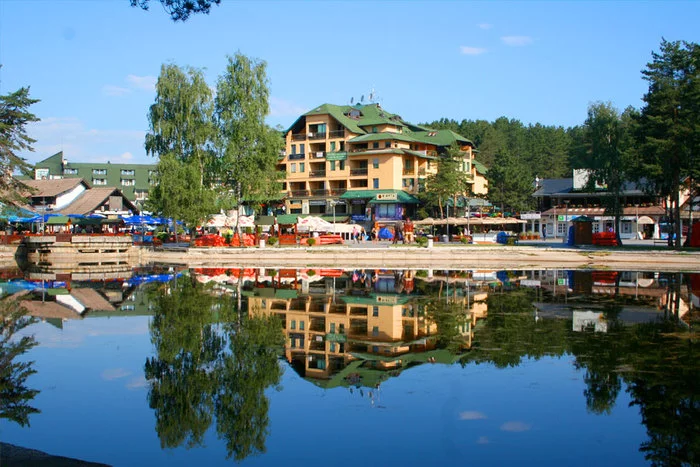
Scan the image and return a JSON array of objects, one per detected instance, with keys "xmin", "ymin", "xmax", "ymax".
[{"xmin": 146, "ymin": 239, "xmax": 700, "ymax": 273}]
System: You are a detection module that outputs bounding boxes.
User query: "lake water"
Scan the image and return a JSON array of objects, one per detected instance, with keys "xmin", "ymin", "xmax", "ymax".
[{"xmin": 1, "ymin": 266, "xmax": 698, "ymax": 466}]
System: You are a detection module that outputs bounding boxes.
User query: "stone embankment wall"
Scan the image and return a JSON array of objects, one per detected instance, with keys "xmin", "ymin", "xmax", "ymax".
[{"xmin": 144, "ymin": 245, "xmax": 700, "ymax": 273}]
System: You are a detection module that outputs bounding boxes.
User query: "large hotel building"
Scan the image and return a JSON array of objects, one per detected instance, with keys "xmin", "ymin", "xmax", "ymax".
[{"xmin": 280, "ymin": 103, "xmax": 487, "ymax": 222}]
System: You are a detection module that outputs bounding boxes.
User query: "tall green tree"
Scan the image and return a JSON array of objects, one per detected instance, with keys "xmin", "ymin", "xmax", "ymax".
[
  {"xmin": 486, "ymin": 151, "xmax": 534, "ymax": 214},
  {"xmin": 420, "ymin": 144, "xmax": 472, "ymax": 218},
  {"xmin": 215, "ymin": 53, "xmax": 284, "ymax": 224},
  {"xmin": 580, "ymin": 102, "xmax": 637, "ymax": 245},
  {"xmin": 0, "ymin": 86, "xmax": 39, "ymax": 206},
  {"xmin": 145, "ymin": 64, "xmax": 218, "ymax": 227},
  {"xmin": 635, "ymin": 39, "xmax": 700, "ymax": 248}
]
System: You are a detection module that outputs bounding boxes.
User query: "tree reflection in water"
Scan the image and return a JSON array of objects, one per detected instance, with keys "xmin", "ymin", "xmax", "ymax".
[
  {"xmin": 459, "ymin": 272, "xmax": 699, "ymax": 465},
  {"xmin": 144, "ymin": 273, "xmax": 283, "ymax": 461},
  {"xmin": 0, "ymin": 298, "xmax": 40, "ymax": 427}
]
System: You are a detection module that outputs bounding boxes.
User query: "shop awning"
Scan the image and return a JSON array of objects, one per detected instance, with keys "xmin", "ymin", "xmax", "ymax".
[
  {"xmin": 340, "ymin": 189, "xmax": 419, "ymax": 204},
  {"xmin": 276, "ymin": 214, "xmax": 298, "ymax": 225}
]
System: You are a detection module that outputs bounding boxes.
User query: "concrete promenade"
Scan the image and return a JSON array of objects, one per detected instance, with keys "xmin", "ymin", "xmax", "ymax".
[{"xmin": 144, "ymin": 239, "xmax": 700, "ymax": 273}]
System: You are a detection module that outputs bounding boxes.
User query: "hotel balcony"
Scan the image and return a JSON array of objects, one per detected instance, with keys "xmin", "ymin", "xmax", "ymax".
[
  {"xmin": 288, "ymin": 153, "xmax": 306, "ymax": 160},
  {"xmin": 308, "ymin": 132, "xmax": 326, "ymax": 140},
  {"xmin": 329, "ymin": 187, "xmax": 347, "ymax": 196},
  {"xmin": 309, "ymin": 170, "xmax": 326, "ymax": 178},
  {"xmin": 289, "ymin": 190, "xmax": 309, "ymax": 197},
  {"xmin": 291, "ymin": 133, "xmax": 307, "ymax": 141},
  {"xmin": 311, "ymin": 151, "xmax": 326, "ymax": 159},
  {"xmin": 402, "ymin": 168, "xmax": 415, "ymax": 176},
  {"xmin": 350, "ymin": 168, "xmax": 368, "ymax": 176},
  {"xmin": 329, "ymin": 129, "xmax": 345, "ymax": 138},
  {"xmin": 310, "ymin": 188, "xmax": 328, "ymax": 197}
]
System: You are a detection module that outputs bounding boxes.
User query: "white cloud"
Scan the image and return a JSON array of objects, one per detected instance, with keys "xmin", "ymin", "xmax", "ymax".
[
  {"xmin": 269, "ymin": 97, "xmax": 308, "ymax": 118},
  {"xmin": 103, "ymin": 85, "xmax": 131, "ymax": 97},
  {"xmin": 126, "ymin": 74, "xmax": 157, "ymax": 92},
  {"xmin": 460, "ymin": 46, "xmax": 487, "ymax": 56},
  {"xmin": 127, "ymin": 376, "xmax": 149, "ymax": 390},
  {"xmin": 478, "ymin": 23, "xmax": 492, "ymax": 30},
  {"xmin": 501, "ymin": 36, "xmax": 534, "ymax": 47},
  {"xmin": 103, "ymin": 75, "xmax": 157, "ymax": 98},
  {"xmin": 500, "ymin": 421, "xmax": 532, "ymax": 432},
  {"xmin": 459, "ymin": 411, "xmax": 488, "ymax": 420},
  {"xmin": 119, "ymin": 151, "xmax": 134, "ymax": 161},
  {"xmin": 476, "ymin": 436, "xmax": 490, "ymax": 444},
  {"xmin": 102, "ymin": 368, "xmax": 131, "ymax": 381}
]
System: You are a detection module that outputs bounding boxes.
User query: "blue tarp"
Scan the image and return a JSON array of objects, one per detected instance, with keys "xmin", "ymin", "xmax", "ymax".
[{"xmin": 378, "ymin": 227, "xmax": 393, "ymax": 240}]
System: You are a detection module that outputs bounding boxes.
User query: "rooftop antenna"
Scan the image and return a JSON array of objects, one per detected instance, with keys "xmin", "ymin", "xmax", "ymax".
[{"xmin": 361, "ymin": 95, "xmax": 364, "ymax": 103}]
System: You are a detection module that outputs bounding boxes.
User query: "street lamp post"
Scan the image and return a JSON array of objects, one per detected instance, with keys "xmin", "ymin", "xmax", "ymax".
[
  {"xmin": 635, "ymin": 203, "xmax": 639, "ymax": 240},
  {"xmin": 564, "ymin": 200, "xmax": 570, "ymax": 243}
]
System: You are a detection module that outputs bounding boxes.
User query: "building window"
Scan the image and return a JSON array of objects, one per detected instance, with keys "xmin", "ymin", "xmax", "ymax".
[
  {"xmin": 149, "ymin": 178, "xmax": 156, "ymax": 185},
  {"xmin": 330, "ymin": 323, "xmax": 336, "ymax": 333},
  {"xmin": 373, "ymin": 178, "xmax": 379, "ymax": 189},
  {"xmin": 330, "ymin": 343, "xmax": 336, "ymax": 352},
  {"xmin": 290, "ymin": 320, "xmax": 296, "ymax": 330},
  {"xmin": 300, "ymin": 143, "xmax": 305, "ymax": 154},
  {"xmin": 372, "ymin": 326, "xmax": 379, "ymax": 336},
  {"xmin": 373, "ymin": 158, "xmax": 379, "ymax": 169},
  {"xmin": 148, "ymin": 170, "xmax": 156, "ymax": 176},
  {"xmin": 372, "ymin": 127, "xmax": 377, "ymax": 133},
  {"xmin": 339, "ymin": 161, "xmax": 345, "ymax": 170},
  {"xmin": 300, "ymin": 162, "xmax": 305, "ymax": 173},
  {"xmin": 291, "ymin": 163, "xmax": 296, "ymax": 173},
  {"xmin": 121, "ymin": 179, "xmax": 135, "ymax": 186},
  {"xmin": 372, "ymin": 345, "xmax": 379, "ymax": 353},
  {"xmin": 64, "ymin": 168, "xmax": 78, "ymax": 175},
  {"xmin": 330, "ymin": 141, "xmax": 336, "ymax": 151},
  {"xmin": 93, "ymin": 169, "xmax": 106, "ymax": 175},
  {"xmin": 92, "ymin": 178, "xmax": 107, "ymax": 185},
  {"xmin": 300, "ymin": 320, "xmax": 305, "ymax": 330},
  {"xmin": 121, "ymin": 169, "xmax": 135, "ymax": 176},
  {"xmin": 385, "ymin": 141, "xmax": 391, "ymax": 148},
  {"xmin": 330, "ymin": 161, "xmax": 336, "ymax": 171},
  {"xmin": 372, "ymin": 142, "xmax": 379, "ymax": 149},
  {"xmin": 372, "ymin": 306, "xmax": 378, "ymax": 317}
]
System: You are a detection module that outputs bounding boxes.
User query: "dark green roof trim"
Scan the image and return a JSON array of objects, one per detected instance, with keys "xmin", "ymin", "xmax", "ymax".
[{"xmin": 340, "ymin": 189, "xmax": 419, "ymax": 204}]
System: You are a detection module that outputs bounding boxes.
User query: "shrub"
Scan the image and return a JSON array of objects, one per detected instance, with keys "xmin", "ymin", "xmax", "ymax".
[
  {"xmin": 460, "ymin": 236, "xmax": 469, "ymax": 244},
  {"xmin": 306, "ymin": 237, "xmax": 316, "ymax": 246},
  {"xmin": 267, "ymin": 236, "xmax": 278, "ymax": 246},
  {"xmin": 416, "ymin": 236, "xmax": 428, "ymax": 247}
]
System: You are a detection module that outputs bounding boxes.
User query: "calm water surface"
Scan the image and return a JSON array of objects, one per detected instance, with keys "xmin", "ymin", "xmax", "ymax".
[{"xmin": 1, "ymin": 267, "xmax": 698, "ymax": 466}]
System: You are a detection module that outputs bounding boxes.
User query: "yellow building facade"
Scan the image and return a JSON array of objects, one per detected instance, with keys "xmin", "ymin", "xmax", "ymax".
[{"xmin": 280, "ymin": 103, "xmax": 488, "ymax": 223}]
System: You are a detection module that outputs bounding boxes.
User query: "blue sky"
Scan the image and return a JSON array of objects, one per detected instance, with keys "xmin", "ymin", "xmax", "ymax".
[{"xmin": 1, "ymin": 0, "xmax": 698, "ymax": 166}]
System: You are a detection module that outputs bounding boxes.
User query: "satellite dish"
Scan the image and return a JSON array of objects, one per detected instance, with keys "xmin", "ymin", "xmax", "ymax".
[
  {"xmin": 361, "ymin": 95, "xmax": 364, "ymax": 103},
  {"xmin": 350, "ymin": 97, "xmax": 354, "ymax": 104}
]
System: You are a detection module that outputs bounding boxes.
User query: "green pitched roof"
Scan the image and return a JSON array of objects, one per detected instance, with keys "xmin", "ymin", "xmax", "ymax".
[
  {"xmin": 410, "ymin": 129, "xmax": 474, "ymax": 147},
  {"xmin": 473, "ymin": 160, "xmax": 488, "ymax": 174}
]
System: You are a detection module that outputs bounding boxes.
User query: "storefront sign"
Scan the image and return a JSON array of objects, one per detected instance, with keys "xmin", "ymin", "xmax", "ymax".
[
  {"xmin": 376, "ymin": 193, "xmax": 398, "ymax": 201},
  {"xmin": 521, "ymin": 212, "xmax": 541, "ymax": 220}
]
